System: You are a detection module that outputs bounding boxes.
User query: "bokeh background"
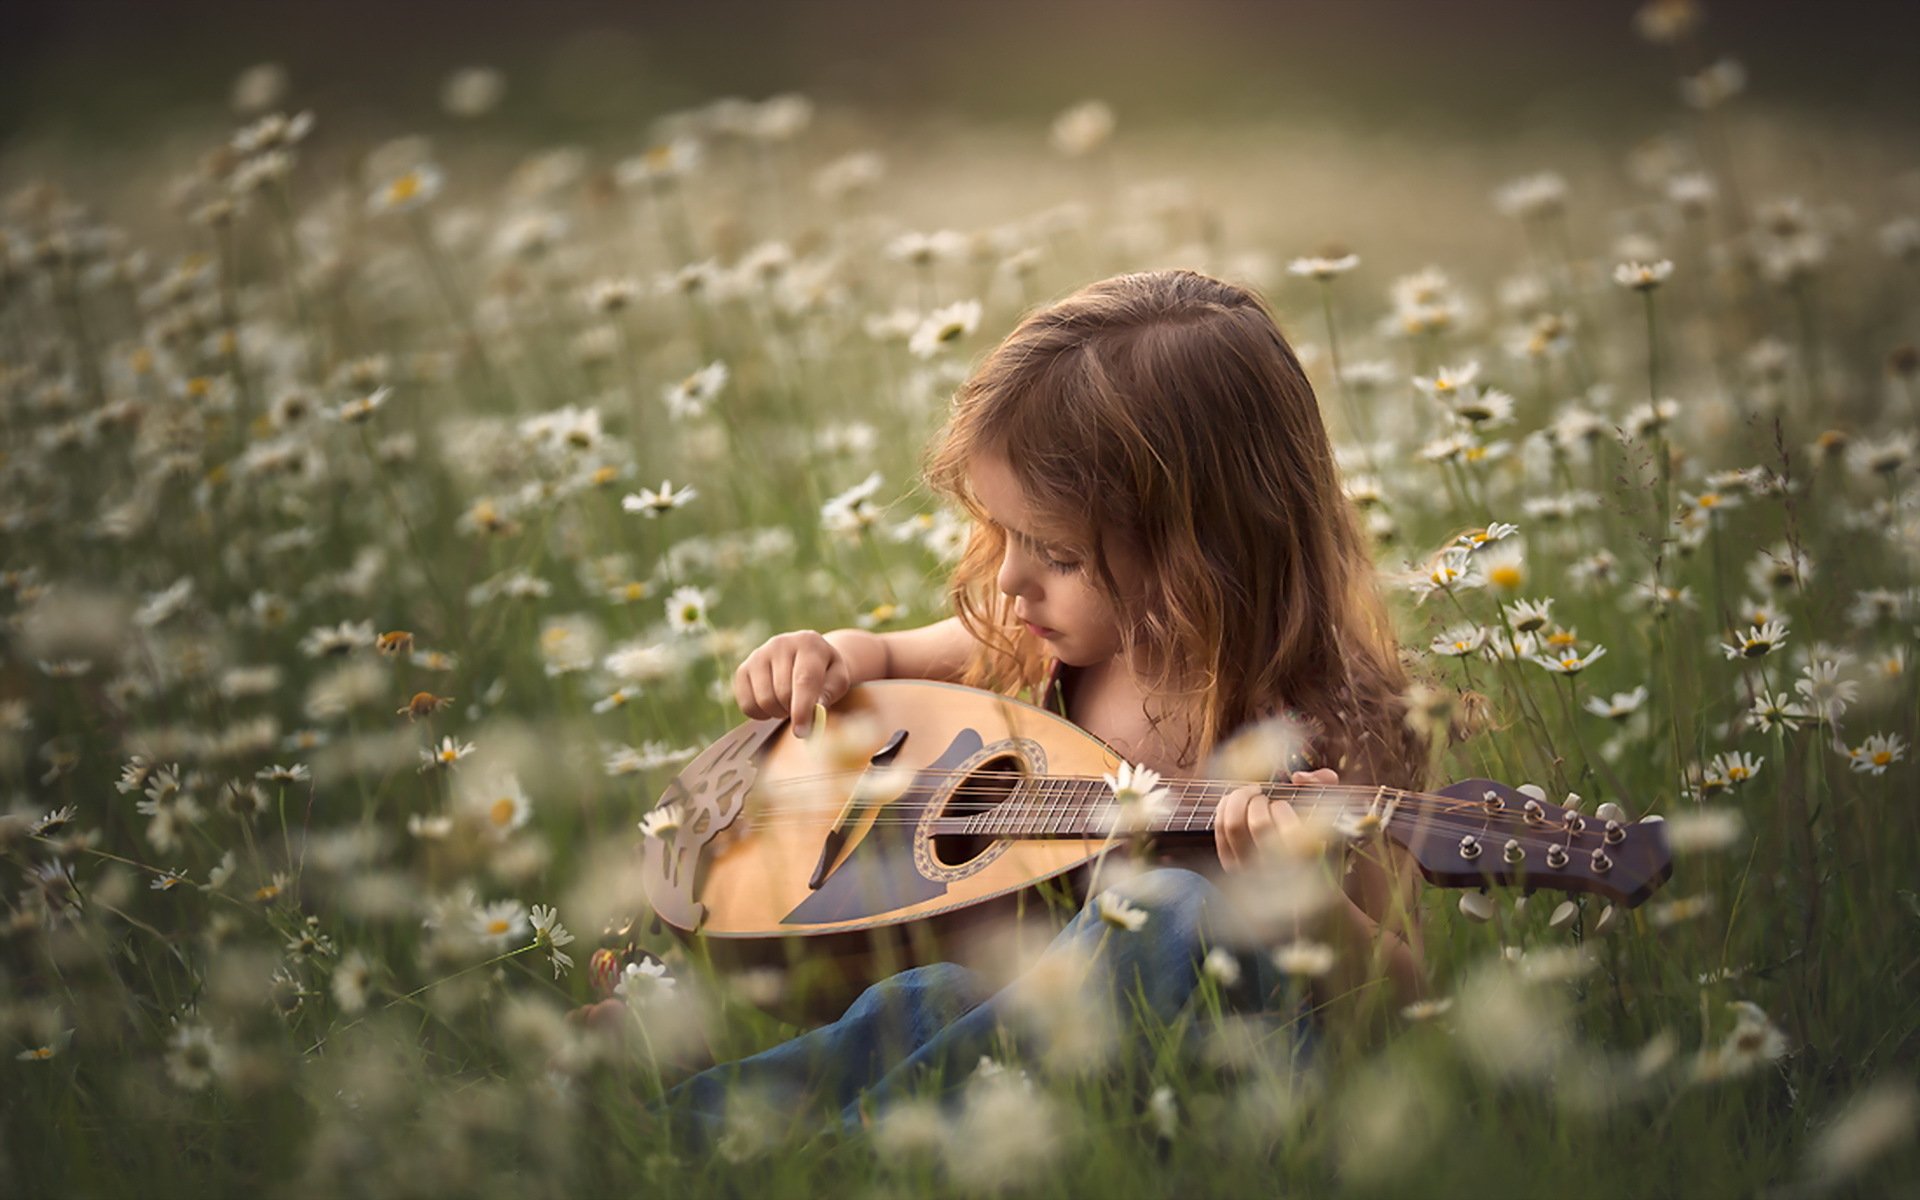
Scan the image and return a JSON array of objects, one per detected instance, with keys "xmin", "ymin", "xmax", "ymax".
[{"xmin": 5, "ymin": 2, "xmax": 1920, "ymax": 1196}]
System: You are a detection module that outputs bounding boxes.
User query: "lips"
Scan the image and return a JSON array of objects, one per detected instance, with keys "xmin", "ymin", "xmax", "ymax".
[{"xmin": 1024, "ymin": 621, "xmax": 1057, "ymax": 639}]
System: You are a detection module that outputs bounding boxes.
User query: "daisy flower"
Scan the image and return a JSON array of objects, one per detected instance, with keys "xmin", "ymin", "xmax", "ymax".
[
  {"xmin": 821, "ymin": 471, "xmax": 887, "ymax": 537},
  {"xmin": 1457, "ymin": 521, "xmax": 1520, "ymax": 550},
  {"xmin": 464, "ymin": 772, "xmax": 530, "ymax": 836},
  {"xmin": 1529, "ymin": 645, "xmax": 1608, "ymax": 675},
  {"xmin": 1748, "ymin": 692, "xmax": 1812, "ymax": 734},
  {"xmin": 334, "ymin": 386, "xmax": 391, "ymax": 424},
  {"xmin": 1795, "ymin": 660, "xmax": 1858, "ymax": 723},
  {"xmin": 299, "ymin": 619, "xmax": 375, "ymax": 658},
  {"xmin": 1613, "ymin": 259, "xmax": 1674, "ymax": 291},
  {"xmin": 1096, "ymin": 890, "xmax": 1149, "ymax": 932},
  {"xmin": 1410, "ymin": 547, "xmax": 1482, "ymax": 602},
  {"xmin": 638, "ymin": 801, "xmax": 686, "ymax": 839},
  {"xmin": 1583, "ymin": 685, "xmax": 1649, "ymax": 720},
  {"xmin": 1287, "ymin": 253, "xmax": 1360, "ymax": 279},
  {"xmin": 664, "ymin": 585, "xmax": 714, "ymax": 634},
  {"xmin": 166, "ymin": 1023, "xmax": 227, "ymax": 1091},
  {"xmin": 1202, "ymin": 946, "xmax": 1242, "ymax": 988},
  {"xmin": 368, "ymin": 164, "xmax": 443, "ymax": 215},
  {"xmin": 622, "ymin": 480, "xmax": 698, "ymax": 517},
  {"xmin": 1413, "ymin": 361, "xmax": 1481, "ymax": 399},
  {"xmin": 1703, "ymin": 750, "xmax": 1763, "ymax": 792},
  {"xmin": 615, "ymin": 957, "xmax": 677, "ymax": 1005},
  {"xmin": 1476, "ymin": 538, "xmax": 1527, "ymax": 594},
  {"xmin": 1452, "ymin": 387, "xmax": 1516, "ymax": 427},
  {"xmin": 472, "ymin": 899, "xmax": 529, "ymax": 946},
  {"xmin": 663, "ymin": 362, "xmax": 728, "ymax": 420},
  {"xmin": 1503, "ymin": 597, "xmax": 1554, "ymax": 632},
  {"xmin": 1842, "ymin": 733, "xmax": 1907, "ymax": 775},
  {"xmin": 1693, "ymin": 1001, "xmax": 1789, "ymax": 1083},
  {"xmin": 1430, "ymin": 624, "xmax": 1488, "ymax": 657},
  {"xmin": 529, "ymin": 904, "xmax": 576, "ymax": 978},
  {"xmin": 1273, "ymin": 940, "xmax": 1337, "ymax": 978},
  {"xmin": 907, "ymin": 300, "xmax": 982, "ymax": 359},
  {"xmin": 1721, "ymin": 619, "xmax": 1789, "ymax": 661},
  {"xmin": 419, "ymin": 736, "xmax": 477, "ymax": 771},
  {"xmin": 1099, "ymin": 761, "xmax": 1174, "ymax": 835}
]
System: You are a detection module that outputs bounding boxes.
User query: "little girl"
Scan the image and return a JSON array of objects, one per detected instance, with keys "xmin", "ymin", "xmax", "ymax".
[{"xmin": 657, "ymin": 268, "xmax": 1428, "ymax": 1141}]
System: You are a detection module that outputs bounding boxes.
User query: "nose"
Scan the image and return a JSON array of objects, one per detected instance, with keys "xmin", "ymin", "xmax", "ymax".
[{"xmin": 996, "ymin": 540, "xmax": 1036, "ymax": 600}]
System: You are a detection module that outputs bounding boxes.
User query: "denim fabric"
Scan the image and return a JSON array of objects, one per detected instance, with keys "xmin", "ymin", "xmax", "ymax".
[{"xmin": 655, "ymin": 867, "xmax": 1315, "ymax": 1145}]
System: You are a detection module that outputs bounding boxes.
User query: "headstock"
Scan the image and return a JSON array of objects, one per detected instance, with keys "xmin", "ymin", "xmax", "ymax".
[{"xmin": 1388, "ymin": 778, "xmax": 1672, "ymax": 907}]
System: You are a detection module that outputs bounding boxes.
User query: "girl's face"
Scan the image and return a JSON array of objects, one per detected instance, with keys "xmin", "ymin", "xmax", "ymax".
[{"xmin": 968, "ymin": 453, "xmax": 1142, "ymax": 669}]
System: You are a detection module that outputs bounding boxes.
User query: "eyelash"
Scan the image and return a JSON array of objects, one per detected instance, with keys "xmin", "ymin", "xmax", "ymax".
[{"xmin": 988, "ymin": 520, "xmax": 1079, "ymax": 574}]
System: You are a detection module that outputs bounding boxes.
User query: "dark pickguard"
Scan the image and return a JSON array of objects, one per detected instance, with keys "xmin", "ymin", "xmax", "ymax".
[{"xmin": 780, "ymin": 727, "xmax": 985, "ymax": 925}]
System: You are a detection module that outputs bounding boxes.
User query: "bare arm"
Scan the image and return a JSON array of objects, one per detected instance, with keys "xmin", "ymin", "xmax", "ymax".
[
  {"xmin": 1217, "ymin": 770, "xmax": 1427, "ymax": 1039},
  {"xmin": 736, "ymin": 617, "xmax": 980, "ymax": 735},
  {"xmin": 822, "ymin": 615, "xmax": 975, "ymax": 685},
  {"xmin": 1317, "ymin": 838, "xmax": 1426, "ymax": 1032}
]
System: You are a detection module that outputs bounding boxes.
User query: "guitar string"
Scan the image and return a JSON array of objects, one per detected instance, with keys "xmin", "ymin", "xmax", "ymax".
[
  {"xmin": 726, "ymin": 808, "xmax": 1596, "ymax": 846},
  {"xmin": 685, "ymin": 791, "xmax": 1614, "ymax": 847},
  {"xmin": 648, "ymin": 769, "xmax": 1604, "ymax": 835},
  {"xmin": 685, "ymin": 808, "xmax": 1634, "ymax": 884},
  {"xmin": 681, "ymin": 797, "xmax": 1602, "ymax": 839}
]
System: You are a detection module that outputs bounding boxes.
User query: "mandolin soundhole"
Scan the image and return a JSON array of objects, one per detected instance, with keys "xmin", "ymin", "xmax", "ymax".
[{"xmin": 928, "ymin": 753, "xmax": 1027, "ymax": 867}]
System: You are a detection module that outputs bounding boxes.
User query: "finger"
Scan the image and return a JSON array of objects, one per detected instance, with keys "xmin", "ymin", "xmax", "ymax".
[
  {"xmin": 1215, "ymin": 785, "xmax": 1257, "ymax": 872},
  {"xmin": 732, "ymin": 659, "xmax": 757, "ymax": 715},
  {"xmin": 746, "ymin": 658, "xmax": 781, "ymax": 720},
  {"xmin": 821, "ymin": 657, "xmax": 853, "ymax": 707},
  {"xmin": 790, "ymin": 651, "xmax": 825, "ymax": 734},
  {"xmin": 1245, "ymin": 789, "xmax": 1276, "ymax": 851}
]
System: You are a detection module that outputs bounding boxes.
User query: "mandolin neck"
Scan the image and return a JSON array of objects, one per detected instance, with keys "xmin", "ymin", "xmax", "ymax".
[{"xmin": 940, "ymin": 775, "xmax": 1415, "ymax": 844}]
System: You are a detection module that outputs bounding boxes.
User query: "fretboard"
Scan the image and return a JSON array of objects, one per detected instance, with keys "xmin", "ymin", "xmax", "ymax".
[{"xmin": 928, "ymin": 775, "xmax": 1405, "ymax": 840}]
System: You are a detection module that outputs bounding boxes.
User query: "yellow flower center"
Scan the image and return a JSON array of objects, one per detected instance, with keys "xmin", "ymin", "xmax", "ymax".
[
  {"xmin": 489, "ymin": 797, "xmax": 517, "ymax": 826},
  {"xmin": 486, "ymin": 918, "xmax": 510, "ymax": 936},
  {"xmin": 1489, "ymin": 565, "xmax": 1523, "ymax": 589},
  {"xmin": 391, "ymin": 173, "xmax": 421, "ymax": 203},
  {"xmin": 1873, "ymin": 751, "xmax": 1892, "ymax": 766},
  {"xmin": 622, "ymin": 582, "xmax": 648, "ymax": 601}
]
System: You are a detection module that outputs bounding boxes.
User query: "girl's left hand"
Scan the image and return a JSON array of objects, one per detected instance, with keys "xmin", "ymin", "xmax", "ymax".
[{"xmin": 1215, "ymin": 768, "xmax": 1341, "ymax": 873}]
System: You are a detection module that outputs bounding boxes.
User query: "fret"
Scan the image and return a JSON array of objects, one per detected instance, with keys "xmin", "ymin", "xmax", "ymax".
[{"xmin": 947, "ymin": 774, "xmax": 1459, "ymax": 843}]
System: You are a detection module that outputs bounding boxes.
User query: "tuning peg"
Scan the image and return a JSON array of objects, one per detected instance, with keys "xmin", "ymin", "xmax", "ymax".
[
  {"xmin": 1563, "ymin": 792, "xmax": 1583, "ymax": 813},
  {"xmin": 1592, "ymin": 904, "xmax": 1617, "ymax": 935},
  {"xmin": 1459, "ymin": 890, "xmax": 1494, "ymax": 923},
  {"xmin": 1596, "ymin": 801, "xmax": 1628, "ymax": 824},
  {"xmin": 1517, "ymin": 783, "xmax": 1547, "ymax": 802},
  {"xmin": 1550, "ymin": 900, "xmax": 1578, "ymax": 928},
  {"xmin": 1639, "ymin": 813, "xmax": 1666, "ymax": 824}
]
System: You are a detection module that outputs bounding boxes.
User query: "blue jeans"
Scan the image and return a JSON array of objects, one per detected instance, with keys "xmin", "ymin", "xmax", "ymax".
[{"xmin": 656, "ymin": 867, "xmax": 1316, "ymax": 1144}]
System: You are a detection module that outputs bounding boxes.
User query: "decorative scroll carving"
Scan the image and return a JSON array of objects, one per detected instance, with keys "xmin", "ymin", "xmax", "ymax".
[{"xmin": 639, "ymin": 716, "xmax": 785, "ymax": 932}]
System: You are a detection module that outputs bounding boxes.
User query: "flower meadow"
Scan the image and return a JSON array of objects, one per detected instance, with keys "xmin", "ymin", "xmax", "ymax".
[{"xmin": 4, "ymin": 14, "xmax": 1920, "ymax": 1200}]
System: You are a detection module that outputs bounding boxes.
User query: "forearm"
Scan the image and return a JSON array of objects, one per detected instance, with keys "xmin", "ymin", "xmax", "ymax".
[
  {"xmin": 1313, "ymin": 886, "xmax": 1424, "ymax": 1023},
  {"xmin": 1308, "ymin": 844, "xmax": 1426, "ymax": 1032},
  {"xmin": 821, "ymin": 628, "xmax": 890, "ymax": 684}
]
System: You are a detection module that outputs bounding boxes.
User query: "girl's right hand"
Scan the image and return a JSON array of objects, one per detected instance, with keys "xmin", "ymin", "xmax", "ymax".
[{"xmin": 732, "ymin": 630, "xmax": 855, "ymax": 737}]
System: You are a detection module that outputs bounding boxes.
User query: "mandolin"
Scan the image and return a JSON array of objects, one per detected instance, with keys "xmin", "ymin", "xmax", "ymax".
[{"xmin": 632, "ymin": 679, "xmax": 1671, "ymax": 1021}]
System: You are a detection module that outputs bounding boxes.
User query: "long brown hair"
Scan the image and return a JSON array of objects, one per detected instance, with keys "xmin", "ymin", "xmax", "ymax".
[{"xmin": 921, "ymin": 268, "xmax": 1426, "ymax": 791}]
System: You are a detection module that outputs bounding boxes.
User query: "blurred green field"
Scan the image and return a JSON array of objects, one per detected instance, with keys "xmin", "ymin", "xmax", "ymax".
[{"xmin": 2, "ymin": 3, "xmax": 1919, "ymax": 1196}]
